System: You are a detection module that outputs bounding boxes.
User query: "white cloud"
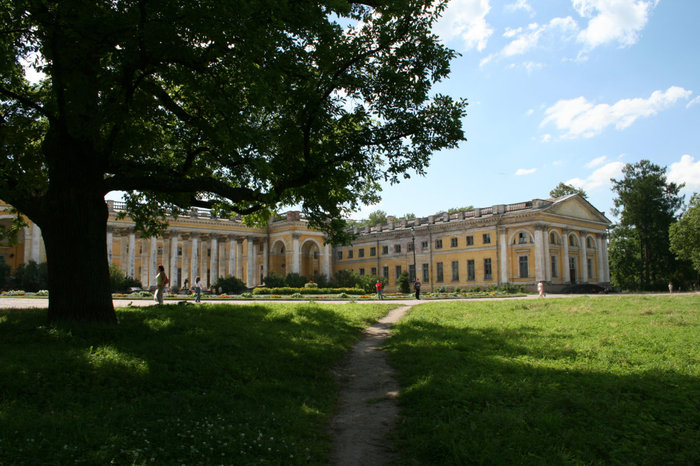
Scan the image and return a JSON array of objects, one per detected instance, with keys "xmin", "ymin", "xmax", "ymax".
[
  {"xmin": 501, "ymin": 17, "xmax": 577, "ymax": 58},
  {"xmin": 541, "ymin": 134, "xmax": 552, "ymax": 143},
  {"xmin": 668, "ymin": 154, "xmax": 700, "ymax": 193},
  {"xmin": 541, "ymin": 86, "xmax": 692, "ymax": 138},
  {"xmin": 586, "ymin": 155, "xmax": 607, "ymax": 168},
  {"xmin": 566, "ymin": 161, "xmax": 625, "ymax": 190},
  {"xmin": 515, "ymin": 168, "xmax": 537, "ymax": 175},
  {"xmin": 687, "ymin": 96, "xmax": 700, "ymax": 108},
  {"xmin": 573, "ymin": 0, "xmax": 657, "ymax": 50},
  {"xmin": 506, "ymin": 0, "xmax": 534, "ymax": 15},
  {"xmin": 526, "ymin": 108, "xmax": 535, "ymax": 116},
  {"xmin": 434, "ymin": 0, "xmax": 493, "ymax": 52}
]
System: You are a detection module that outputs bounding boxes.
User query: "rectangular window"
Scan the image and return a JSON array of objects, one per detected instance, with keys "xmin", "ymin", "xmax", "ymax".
[
  {"xmin": 466, "ymin": 235, "xmax": 474, "ymax": 246},
  {"xmin": 395, "ymin": 265, "xmax": 402, "ymax": 279},
  {"xmin": 358, "ymin": 248, "xmax": 365, "ymax": 258},
  {"xmin": 177, "ymin": 246, "xmax": 182, "ymax": 256},
  {"xmin": 519, "ymin": 256, "xmax": 529, "ymax": 278},
  {"xmin": 483, "ymin": 258, "xmax": 492, "ymax": 280},
  {"xmin": 482, "ymin": 233, "xmax": 491, "ymax": 244},
  {"xmin": 383, "ymin": 266, "xmax": 389, "ymax": 279},
  {"xmin": 157, "ymin": 246, "xmax": 163, "ymax": 255},
  {"xmin": 359, "ymin": 268, "xmax": 365, "ymax": 276},
  {"xmin": 394, "ymin": 244, "xmax": 401, "ymax": 253},
  {"xmin": 408, "ymin": 242, "xmax": 415, "ymax": 252},
  {"xmin": 421, "ymin": 240, "xmax": 429, "ymax": 251},
  {"xmin": 451, "ymin": 238, "xmax": 458, "ymax": 248},
  {"xmin": 370, "ymin": 247, "xmax": 376, "ymax": 256},
  {"xmin": 451, "ymin": 261, "xmax": 459, "ymax": 281},
  {"xmin": 435, "ymin": 239, "xmax": 443, "ymax": 249},
  {"xmin": 382, "ymin": 245, "xmax": 389, "ymax": 255},
  {"xmin": 587, "ymin": 258, "xmax": 594, "ymax": 279},
  {"xmin": 348, "ymin": 249, "xmax": 354, "ymax": 259},
  {"xmin": 436, "ymin": 262, "xmax": 444, "ymax": 282},
  {"xmin": 337, "ymin": 251, "xmax": 343, "ymax": 260},
  {"xmin": 467, "ymin": 260, "xmax": 475, "ymax": 281},
  {"xmin": 259, "ymin": 242, "xmax": 264, "ymax": 251},
  {"xmin": 409, "ymin": 264, "xmax": 416, "ymax": 281},
  {"xmin": 371, "ymin": 267, "xmax": 377, "ymax": 275},
  {"xmin": 422, "ymin": 263, "xmax": 430, "ymax": 282},
  {"xmin": 551, "ymin": 255, "xmax": 558, "ymax": 277}
]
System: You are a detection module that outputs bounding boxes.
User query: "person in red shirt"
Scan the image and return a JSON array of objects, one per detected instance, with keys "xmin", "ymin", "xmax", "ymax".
[{"xmin": 375, "ymin": 280, "xmax": 384, "ymax": 300}]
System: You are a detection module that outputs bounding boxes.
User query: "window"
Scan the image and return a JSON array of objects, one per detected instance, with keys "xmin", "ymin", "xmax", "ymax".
[
  {"xmin": 394, "ymin": 244, "xmax": 401, "ymax": 253},
  {"xmin": 259, "ymin": 242, "xmax": 264, "ymax": 251},
  {"xmin": 359, "ymin": 268, "xmax": 365, "ymax": 276},
  {"xmin": 207, "ymin": 248, "xmax": 211, "ymax": 257},
  {"xmin": 422, "ymin": 263, "xmax": 430, "ymax": 282},
  {"xmin": 482, "ymin": 233, "xmax": 491, "ymax": 244},
  {"xmin": 586, "ymin": 237, "xmax": 593, "ymax": 248},
  {"xmin": 518, "ymin": 232, "xmax": 528, "ymax": 244},
  {"xmin": 467, "ymin": 260, "xmax": 475, "ymax": 281},
  {"xmin": 435, "ymin": 239, "xmax": 443, "ymax": 249},
  {"xmin": 370, "ymin": 247, "xmax": 376, "ymax": 256},
  {"xmin": 436, "ymin": 262, "xmax": 444, "ymax": 282},
  {"xmin": 483, "ymin": 258, "xmax": 492, "ymax": 280},
  {"xmin": 421, "ymin": 240, "xmax": 428, "ymax": 251},
  {"xmin": 177, "ymin": 246, "xmax": 182, "ymax": 256},
  {"xmin": 409, "ymin": 264, "xmax": 416, "ymax": 281},
  {"xmin": 382, "ymin": 245, "xmax": 389, "ymax": 255},
  {"xmin": 383, "ymin": 266, "xmax": 389, "ymax": 279},
  {"xmin": 466, "ymin": 236, "xmax": 474, "ymax": 246},
  {"xmin": 569, "ymin": 235, "xmax": 577, "ymax": 247},
  {"xmin": 157, "ymin": 246, "xmax": 163, "ymax": 255},
  {"xmin": 519, "ymin": 256, "xmax": 529, "ymax": 278},
  {"xmin": 451, "ymin": 238, "xmax": 458, "ymax": 247},
  {"xmin": 337, "ymin": 251, "xmax": 343, "ymax": 260},
  {"xmin": 371, "ymin": 267, "xmax": 377, "ymax": 275},
  {"xmin": 358, "ymin": 248, "xmax": 365, "ymax": 258},
  {"xmin": 138, "ymin": 245, "xmax": 143, "ymax": 254},
  {"xmin": 550, "ymin": 232, "xmax": 557, "ymax": 244},
  {"xmin": 408, "ymin": 242, "xmax": 415, "ymax": 252},
  {"xmin": 551, "ymin": 255, "xmax": 558, "ymax": 277},
  {"xmin": 395, "ymin": 265, "xmax": 402, "ymax": 279},
  {"xmin": 348, "ymin": 249, "xmax": 354, "ymax": 259},
  {"xmin": 587, "ymin": 258, "xmax": 594, "ymax": 279},
  {"xmin": 313, "ymin": 251, "xmax": 318, "ymax": 259},
  {"xmin": 451, "ymin": 261, "xmax": 459, "ymax": 281}
]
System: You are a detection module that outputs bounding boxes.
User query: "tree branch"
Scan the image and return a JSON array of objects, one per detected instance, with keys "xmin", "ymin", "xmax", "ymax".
[{"xmin": 0, "ymin": 85, "xmax": 54, "ymax": 122}]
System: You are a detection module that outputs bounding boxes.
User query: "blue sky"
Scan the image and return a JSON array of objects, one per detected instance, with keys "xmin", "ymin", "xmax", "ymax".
[{"xmin": 350, "ymin": 0, "xmax": 700, "ymax": 221}]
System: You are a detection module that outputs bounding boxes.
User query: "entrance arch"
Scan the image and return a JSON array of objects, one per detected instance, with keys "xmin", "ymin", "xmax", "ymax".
[
  {"xmin": 269, "ymin": 239, "xmax": 287, "ymax": 276},
  {"xmin": 300, "ymin": 239, "xmax": 321, "ymax": 279}
]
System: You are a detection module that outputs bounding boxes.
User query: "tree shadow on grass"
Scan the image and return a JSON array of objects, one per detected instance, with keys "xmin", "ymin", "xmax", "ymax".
[
  {"xmin": 388, "ymin": 320, "xmax": 700, "ymax": 465},
  {"xmin": 0, "ymin": 303, "xmax": 383, "ymax": 464}
]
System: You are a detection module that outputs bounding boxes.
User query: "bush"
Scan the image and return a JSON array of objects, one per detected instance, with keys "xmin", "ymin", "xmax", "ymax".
[
  {"xmin": 263, "ymin": 272, "xmax": 286, "ymax": 288},
  {"xmin": 212, "ymin": 276, "xmax": 247, "ymax": 294},
  {"xmin": 109, "ymin": 265, "xmax": 143, "ymax": 293},
  {"xmin": 0, "ymin": 261, "xmax": 10, "ymax": 290},
  {"xmin": 14, "ymin": 261, "xmax": 48, "ymax": 292},
  {"xmin": 252, "ymin": 287, "xmax": 365, "ymax": 296},
  {"xmin": 284, "ymin": 273, "xmax": 307, "ymax": 288},
  {"xmin": 398, "ymin": 271, "xmax": 410, "ymax": 294}
]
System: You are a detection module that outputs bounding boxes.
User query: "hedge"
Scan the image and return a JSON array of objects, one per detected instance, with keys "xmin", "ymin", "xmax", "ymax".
[{"xmin": 252, "ymin": 287, "xmax": 365, "ymax": 295}]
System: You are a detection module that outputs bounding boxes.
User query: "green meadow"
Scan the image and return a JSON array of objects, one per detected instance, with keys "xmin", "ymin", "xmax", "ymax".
[
  {"xmin": 387, "ymin": 295, "xmax": 700, "ymax": 465},
  {"xmin": 0, "ymin": 303, "xmax": 391, "ymax": 464}
]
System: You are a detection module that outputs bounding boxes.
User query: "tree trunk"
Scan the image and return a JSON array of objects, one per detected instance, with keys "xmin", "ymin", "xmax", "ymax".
[{"xmin": 41, "ymin": 188, "xmax": 117, "ymax": 324}]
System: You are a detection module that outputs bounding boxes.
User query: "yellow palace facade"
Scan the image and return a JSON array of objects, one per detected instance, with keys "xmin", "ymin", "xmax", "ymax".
[{"xmin": 1, "ymin": 194, "xmax": 611, "ymax": 292}]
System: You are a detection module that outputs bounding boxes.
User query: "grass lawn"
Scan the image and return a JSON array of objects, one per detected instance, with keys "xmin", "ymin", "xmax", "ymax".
[
  {"xmin": 0, "ymin": 302, "xmax": 393, "ymax": 465},
  {"xmin": 387, "ymin": 295, "xmax": 700, "ymax": 465}
]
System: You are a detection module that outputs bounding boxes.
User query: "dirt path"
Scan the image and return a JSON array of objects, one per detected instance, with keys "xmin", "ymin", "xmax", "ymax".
[{"xmin": 327, "ymin": 305, "xmax": 412, "ymax": 466}]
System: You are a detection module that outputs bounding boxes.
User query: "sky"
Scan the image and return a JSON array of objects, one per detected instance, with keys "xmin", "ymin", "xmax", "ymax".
[{"xmin": 349, "ymin": 0, "xmax": 700, "ymax": 221}]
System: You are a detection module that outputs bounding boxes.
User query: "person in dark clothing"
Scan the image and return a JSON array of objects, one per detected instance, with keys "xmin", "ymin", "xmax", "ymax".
[{"xmin": 414, "ymin": 279, "xmax": 421, "ymax": 299}]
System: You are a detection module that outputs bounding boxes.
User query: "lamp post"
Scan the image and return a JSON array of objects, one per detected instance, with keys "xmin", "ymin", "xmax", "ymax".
[{"xmin": 410, "ymin": 227, "xmax": 417, "ymax": 282}]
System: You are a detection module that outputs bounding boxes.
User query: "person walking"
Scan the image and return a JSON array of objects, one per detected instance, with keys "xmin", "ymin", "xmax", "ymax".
[
  {"xmin": 537, "ymin": 280, "xmax": 546, "ymax": 297},
  {"xmin": 375, "ymin": 280, "xmax": 383, "ymax": 300},
  {"xmin": 414, "ymin": 278, "xmax": 421, "ymax": 300},
  {"xmin": 194, "ymin": 276, "xmax": 202, "ymax": 303},
  {"xmin": 154, "ymin": 265, "xmax": 169, "ymax": 305}
]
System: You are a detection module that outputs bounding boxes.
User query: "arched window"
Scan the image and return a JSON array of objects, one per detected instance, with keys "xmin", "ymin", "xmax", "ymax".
[
  {"xmin": 569, "ymin": 235, "xmax": 577, "ymax": 247},
  {"xmin": 518, "ymin": 232, "xmax": 528, "ymax": 244},
  {"xmin": 550, "ymin": 232, "xmax": 557, "ymax": 244},
  {"xmin": 586, "ymin": 237, "xmax": 593, "ymax": 248}
]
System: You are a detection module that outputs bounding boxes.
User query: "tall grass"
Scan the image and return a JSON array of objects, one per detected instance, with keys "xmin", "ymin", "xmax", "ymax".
[
  {"xmin": 0, "ymin": 302, "xmax": 392, "ymax": 464},
  {"xmin": 387, "ymin": 295, "xmax": 700, "ymax": 465}
]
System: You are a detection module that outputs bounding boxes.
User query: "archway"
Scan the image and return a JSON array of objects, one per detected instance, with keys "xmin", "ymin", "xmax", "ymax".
[{"xmin": 300, "ymin": 239, "xmax": 321, "ymax": 279}]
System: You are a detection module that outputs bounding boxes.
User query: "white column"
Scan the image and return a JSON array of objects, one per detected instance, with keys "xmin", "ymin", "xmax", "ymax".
[
  {"xmin": 190, "ymin": 233, "xmax": 199, "ymax": 284},
  {"xmin": 31, "ymin": 223, "xmax": 41, "ymax": 263},
  {"xmin": 603, "ymin": 234, "xmax": 610, "ymax": 282},
  {"xmin": 292, "ymin": 234, "xmax": 301, "ymax": 274},
  {"xmin": 228, "ymin": 236, "xmax": 236, "ymax": 277},
  {"xmin": 322, "ymin": 243, "xmax": 331, "ymax": 278},
  {"xmin": 23, "ymin": 227, "xmax": 31, "ymax": 264},
  {"xmin": 562, "ymin": 229, "xmax": 570, "ymax": 283},
  {"xmin": 170, "ymin": 233, "xmax": 179, "ymax": 287},
  {"xmin": 236, "ymin": 239, "xmax": 244, "ymax": 279},
  {"xmin": 107, "ymin": 229, "xmax": 114, "ymax": 265},
  {"xmin": 218, "ymin": 241, "xmax": 226, "ymax": 279},
  {"xmin": 581, "ymin": 232, "xmax": 588, "ymax": 283},
  {"xmin": 499, "ymin": 228, "xmax": 508, "ymax": 284},
  {"xmin": 544, "ymin": 229, "xmax": 551, "ymax": 281},
  {"xmin": 128, "ymin": 232, "xmax": 136, "ymax": 278},
  {"xmin": 262, "ymin": 239, "xmax": 268, "ymax": 280},
  {"xmin": 149, "ymin": 237, "xmax": 157, "ymax": 288},
  {"xmin": 210, "ymin": 236, "xmax": 219, "ymax": 284},
  {"xmin": 246, "ymin": 237, "xmax": 256, "ymax": 287},
  {"xmin": 597, "ymin": 234, "xmax": 605, "ymax": 283},
  {"xmin": 534, "ymin": 225, "xmax": 545, "ymax": 282}
]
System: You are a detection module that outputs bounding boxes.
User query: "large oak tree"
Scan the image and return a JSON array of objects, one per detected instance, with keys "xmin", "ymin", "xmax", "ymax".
[{"xmin": 0, "ymin": 1, "xmax": 466, "ymax": 323}]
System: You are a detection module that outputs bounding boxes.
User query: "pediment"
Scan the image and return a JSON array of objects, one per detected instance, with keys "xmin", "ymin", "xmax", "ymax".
[{"xmin": 545, "ymin": 195, "xmax": 611, "ymax": 224}]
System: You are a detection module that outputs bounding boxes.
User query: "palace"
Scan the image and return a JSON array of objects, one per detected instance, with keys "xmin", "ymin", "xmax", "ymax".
[{"xmin": 1, "ymin": 194, "xmax": 611, "ymax": 292}]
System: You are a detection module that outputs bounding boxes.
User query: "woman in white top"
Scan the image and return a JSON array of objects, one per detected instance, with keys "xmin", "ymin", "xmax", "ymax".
[{"xmin": 194, "ymin": 276, "xmax": 202, "ymax": 303}]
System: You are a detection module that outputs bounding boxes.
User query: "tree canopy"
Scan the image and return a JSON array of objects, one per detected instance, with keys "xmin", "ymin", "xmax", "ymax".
[
  {"xmin": 0, "ymin": 0, "xmax": 466, "ymax": 322},
  {"xmin": 669, "ymin": 193, "xmax": 700, "ymax": 275},
  {"xmin": 549, "ymin": 182, "xmax": 587, "ymax": 199}
]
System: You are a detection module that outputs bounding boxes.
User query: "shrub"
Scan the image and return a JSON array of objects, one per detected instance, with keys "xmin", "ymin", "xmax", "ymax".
[
  {"xmin": 398, "ymin": 271, "xmax": 410, "ymax": 294},
  {"xmin": 0, "ymin": 261, "xmax": 10, "ymax": 291},
  {"xmin": 213, "ymin": 276, "xmax": 247, "ymax": 294},
  {"xmin": 304, "ymin": 281, "xmax": 319, "ymax": 288},
  {"xmin": 14, "ymin": 260, "xmax": 48, "ymax": 292},
  {"xmin": 109, "ymin": 265, "xmax": 143, "ymax": 293},
  {"xmin": 284, "ymin": 273, "xmax": 307, "ymax": 288},
  {"xmin": 263, "ymin": 272, "xmax": 286, "ymax": 288}
]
